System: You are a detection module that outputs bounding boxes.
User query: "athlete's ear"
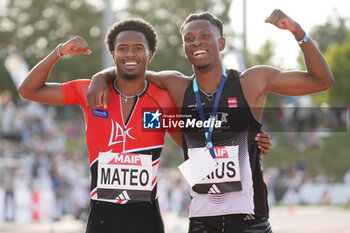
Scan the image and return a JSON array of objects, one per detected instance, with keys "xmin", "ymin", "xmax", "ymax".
[
  {"xmin": 111, "ymin": 51, "xmax": 116, "ymax": 64},
  {"xmin": 219, "ymin": 37, "xmax": 226, "ymax": 51},
  {"xmin": 148, "ymin": 50, "xmax": 154, "ymax": 63},
  {"xmin": 182, "ymin": 43, "xmax": 189, "ymax": 59}
]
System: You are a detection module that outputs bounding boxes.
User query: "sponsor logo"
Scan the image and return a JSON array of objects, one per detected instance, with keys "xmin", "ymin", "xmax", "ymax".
[
  {"xmin": 108, "ymin": 118, "xmax": 138, "ymax": 147},
  {"xmin": 243, "ymin": 214, "xmax": 256, "ymax": 221},
  {"xmin": 228, "ymin": 97, "xmax": 237, "ymax": 108},
  {"xmin": 208, "ymin": 184, "xmax": 221, "ymax": 194},
  {"xmin": 108, "ymin": 154, "xmax": 142, "ymax": 166},
  {"xmin": 93, "ymin": 109, "xmax": 109, "ymax": 119},
  {"xmin": 214, "ymin": 147, "xmax": 229, "ymax": 159},
  {"xmin": 115, "ymin": 190, "xmax": 130, "ymax": 200}
]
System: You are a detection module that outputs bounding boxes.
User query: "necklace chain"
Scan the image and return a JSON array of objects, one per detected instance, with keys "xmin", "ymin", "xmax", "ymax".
[
  {"xmin": 198, "ymin": 86, "xmax": 217, "ymax": 101},
  {"xmin": 115, "ymin": 80, "xmax": 147, "ymax": 103}
]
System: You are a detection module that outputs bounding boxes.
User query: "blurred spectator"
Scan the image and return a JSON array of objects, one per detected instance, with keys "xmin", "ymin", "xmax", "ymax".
[
  {"xmin": 343, "ymin": 170, "xmax": 350, "ymax": 184},
  {"xmin": 0, "ymin": 97, "xmax": 90, "ymax": 223},
  {"xmin": 315, "ymin": 170, "xmax": 328, "ymax": 184},
  {"xmin": 0, "ymin": 91, "xmax": 18, "ymax": 139}
]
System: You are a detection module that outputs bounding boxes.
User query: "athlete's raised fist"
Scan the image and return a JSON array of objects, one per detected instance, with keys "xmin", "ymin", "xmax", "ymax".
[
  {"xmin": 264, "ymin": 9, "xmax": 298, "ymax": 32},
  {"xmin": 60, "ymin": 36, "xmax": 92, "ymax": 56}
]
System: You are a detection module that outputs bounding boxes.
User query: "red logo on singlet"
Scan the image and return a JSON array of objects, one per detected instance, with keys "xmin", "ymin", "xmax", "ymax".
[
  {"xmin": 108, "ymin": 118, "xmax": 138, "ymax": 147},
  {"xmin": 108, "ymin": 153, "xmax": 142, "ymax": 166},
  {"xmin": 228, "ymin": 97, "xmax": 237, "ymax": 108}
]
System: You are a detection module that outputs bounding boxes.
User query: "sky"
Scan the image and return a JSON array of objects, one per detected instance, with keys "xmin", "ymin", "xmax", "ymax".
[{"xmin": 229, "ymin": 0, "xmax": 350, "ymax": 69}]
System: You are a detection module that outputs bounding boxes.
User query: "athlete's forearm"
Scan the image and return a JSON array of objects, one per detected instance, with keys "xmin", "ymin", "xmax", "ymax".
[
  {"xmin": 91, "ymin": 67, "xmax": 115, "ymax": 84},
  {"xmin": 17, "ymin": 45, "xmax": 64, "ymax": 104},
  {"xmin": 87, "ymin": 67, "xmax": 115, "ymax": 109},
  {"xmin": 292, "ymin": 24, "xmax": 334, "ymax": 90},
  {"xmin": 145, "ymin": 71, "xmax": 166, "ymax": 89}
]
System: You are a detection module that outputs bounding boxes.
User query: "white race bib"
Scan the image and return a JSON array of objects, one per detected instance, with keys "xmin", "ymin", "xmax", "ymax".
[
  {"xmin": 196, "ymin": 146, "xmax": 241, "ymax": 184},
  {"xmin": 97, "ymin": 152, "xmax": 153, "ymax": 200}
]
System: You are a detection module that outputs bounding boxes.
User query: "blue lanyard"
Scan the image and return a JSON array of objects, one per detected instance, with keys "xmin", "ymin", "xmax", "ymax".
[{"xmin": 192, "ymin": 68, "xmax": 226, "ymax": 158}]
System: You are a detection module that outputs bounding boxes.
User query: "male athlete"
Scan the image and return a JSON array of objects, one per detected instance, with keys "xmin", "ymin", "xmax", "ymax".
[
  {"xmin": 87, "ymin": 9, "xmax": 333, "ymax": 233},
  {"xmin": 18, "ymin": 19, "xmax": 184, "ymax": 233}
]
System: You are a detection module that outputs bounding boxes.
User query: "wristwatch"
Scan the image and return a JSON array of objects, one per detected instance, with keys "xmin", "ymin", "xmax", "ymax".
[{"xmin": 297, "ymin": 33, "xmax": 309, "ymax": 45}]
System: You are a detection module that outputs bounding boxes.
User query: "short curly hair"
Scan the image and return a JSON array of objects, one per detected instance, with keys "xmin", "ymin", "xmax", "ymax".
[
  {"xmin": 180, "ymin": 12, "xmax": 223, "ymax": 38},
  {"xmin": 105, "ymin": 18, "xmax": 158, "ymax": 54}
]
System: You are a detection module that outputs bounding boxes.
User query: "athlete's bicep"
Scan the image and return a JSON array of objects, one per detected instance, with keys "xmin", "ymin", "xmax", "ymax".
[
  {"xmin": 247, "ymin": 65, "xmax": 330, "ymax": 96},
  {"xmin": 19, "ymin": 83, "xmax": 64, "ymax": 105},
  {"xmin": 266, "ymin": 70, "xmax": 324, "ymax": 95}
]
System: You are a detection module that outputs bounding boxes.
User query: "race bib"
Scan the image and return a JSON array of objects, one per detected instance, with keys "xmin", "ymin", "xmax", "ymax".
[
  {"xmin": 191, "ymin": 146, "xmax": 242, "ymax": 194},
  {"xmin": 97, "ymin": 152, "xmax": 153, "ymax": 201},
  {"xmin": 179, "ymin": 147, "xmax": 217, "ymax": 187}
]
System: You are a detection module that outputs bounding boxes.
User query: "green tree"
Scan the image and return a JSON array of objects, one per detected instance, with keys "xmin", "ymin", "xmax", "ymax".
[
  {"xmin": 0, "ymin": 0, "xmax": 103, "ymax": 95},
  {"xmin": 245, "ymin": 40, "xmax": 275, "ymax": 68},
  {"xmin": 325, "ymin": 31, "xmax": 350, "ymax": 104},
  {"xmin": 245, "ymin": 40, "xmax": 287, "ymax": 107},
  {"xmin": 297, "ymin": 14, "xmax": 350, "ymax": 105},
  {"xmin": 310, "ymin": 12, "xmax": 349, "ymax": 53}
]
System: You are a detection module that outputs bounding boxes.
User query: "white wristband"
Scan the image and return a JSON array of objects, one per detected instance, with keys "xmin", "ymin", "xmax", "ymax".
[
  {"xmin": 56, "ymin": 44, "xmax": 64, "ymax": 58},
  {"xmin": 297, "ymin": 33, "xmax": 309, "ymax": 45}
]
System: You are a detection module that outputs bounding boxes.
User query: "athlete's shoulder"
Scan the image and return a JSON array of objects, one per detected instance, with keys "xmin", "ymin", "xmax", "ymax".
[
  {"xmin": 146, "ymin": 82, "xmax": 175, "ymax": 107},
  {"xmin": 240, "ymin": 65, "xmax": 277, "ymax": 80},
  {"xmin": 107, "ymin": 82, "xmax": 114, "ymax": 91},
  {"xmin": 63, "ymin": 79, "xmax": 91, "ymax": 106},
  {"xmin": 63, "ymin": 79, "xmax": 91, "ymax": 90}
]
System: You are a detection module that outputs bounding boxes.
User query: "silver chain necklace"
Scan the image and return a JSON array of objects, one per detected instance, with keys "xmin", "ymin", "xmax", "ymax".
[
  {"xmin": 198, "ymin": 86, "xmax": 217, "ymax": 101},
  {"xmin": 115, "ymin": 80, "xmax": 147, "ymax": 103}
]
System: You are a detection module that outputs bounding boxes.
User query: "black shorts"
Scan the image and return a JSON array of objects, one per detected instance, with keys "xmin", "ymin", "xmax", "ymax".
[
  {"xmin": 85, "ymin": 199, "xmax": 164, "ymax": 233},
  {"xmin": 189, "ymin": 214, "xmax": 272, "ymax": 233}
]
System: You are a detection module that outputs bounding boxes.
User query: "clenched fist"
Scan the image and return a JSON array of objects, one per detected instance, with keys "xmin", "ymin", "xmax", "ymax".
[
  {"xmin": 59, "ymin": 36, "xmax": 92, "ymax": 56},
  {"xmin": 264, "ymin": 9, "xmax": 298, "ymax": 32}
]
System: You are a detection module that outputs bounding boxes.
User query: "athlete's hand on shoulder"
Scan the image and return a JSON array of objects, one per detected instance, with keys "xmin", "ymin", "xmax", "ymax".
[
  {"xmin": 60, "ymin": 36, "xmax": 92, "ymax": 56},
  {"xmin": 87, "ymin": 74, "xmax": 110, "ymax": 109},
  {"xmin": 255, "ymin": 130, "xmax": 272, "ymax": 155},
  {"xmin": 264, "ymin": 9, "xmax": 298, "ymax": 32}
]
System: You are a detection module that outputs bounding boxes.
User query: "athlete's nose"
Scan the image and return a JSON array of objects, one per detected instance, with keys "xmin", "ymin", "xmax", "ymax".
[{"xmin": 125, "ymin": 49, "xmax": 136, "ymax": 57}]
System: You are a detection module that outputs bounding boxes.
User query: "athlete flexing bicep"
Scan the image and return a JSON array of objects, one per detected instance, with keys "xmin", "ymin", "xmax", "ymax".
[
  {"xmin": 239, "ymin": 9, "xmax": 334, "ymax": 122},
  {"xmin": 18, "ymin": 36, "xmax": 91, "ymax": 105}
]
